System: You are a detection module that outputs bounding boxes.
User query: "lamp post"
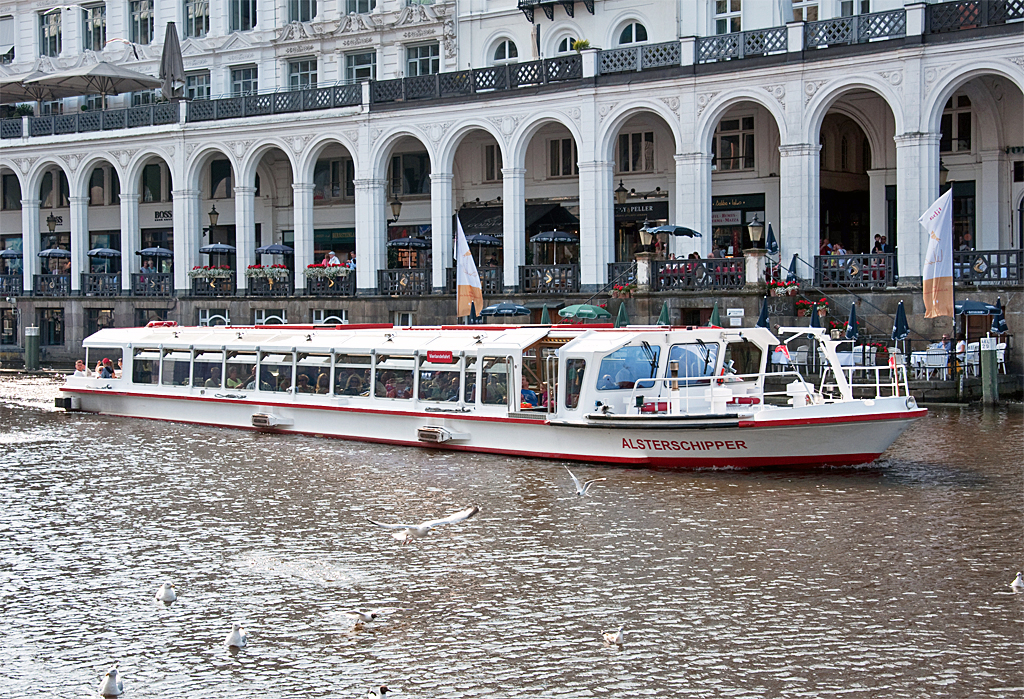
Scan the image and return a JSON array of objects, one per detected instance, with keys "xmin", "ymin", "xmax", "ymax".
[
  {"xmin": 387, "ymin": 196, "xmax": 402, "ymax": 226},
  {"xmin": 746, "ymin": 214, "xmax": 764, "ymax": 249},
  {"xmin": 208, "ymin": 204, "xmax": 219, "ymax": 233},
  {"xmin": 743, "ymin": 214, "xmax": 768, "ymax": 291},
  {"xmin": 45, "ymin": 211, "xmax": 57, "ymax": 235},
  {"xmin": 614, "ymin": 180, "xmax": 628, "ymax": 206}
]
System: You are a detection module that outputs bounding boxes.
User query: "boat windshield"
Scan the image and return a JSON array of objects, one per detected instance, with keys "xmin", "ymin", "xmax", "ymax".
[
  {"xmin": 667, "ymin": 341, "xmax": 719, "ymax": 385},
  {"xmin": 596, "ymin": 344, "xmax": 660, "ymax": 391}
]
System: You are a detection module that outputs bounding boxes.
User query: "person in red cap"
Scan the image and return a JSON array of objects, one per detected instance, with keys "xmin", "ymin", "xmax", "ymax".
[{"xmin": 99, "ymin": 358, "xmax": 115, "ymax": 379}]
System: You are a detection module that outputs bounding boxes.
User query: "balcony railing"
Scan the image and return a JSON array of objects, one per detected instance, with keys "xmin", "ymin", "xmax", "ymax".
[
  {"xmin": 653, "ymin": 259, "xmax": 745, "ymax": 291},
  {"xmin": 599, "ymin": 41, "xmax": 681, "ymax": 73},
  {"xmin": 519, "ymin": 264, "xmax": 579, "ymax": 294},
  {"xmin": 445, "ymin": 266, "xmax": 504, "ymax": 294},
  {"xmin": 187, "ymin": 83, "xmax": 361, "ymax": 123},
  {"xmin": 378, "ymin": 268, "xmax": 431, "ymax": 295},
  {"xmin": 131, "ymin": 272, "xmax": 173, "ymax": 296},
  {"xmin": 927, "ymin": 0, "xmax": 1024, "ymax": 33},
  {"xmin": 81, "ymin": 272, "xmax": 120, "ymax": 297},
  {"xmin": 607, "ymin": 261, "xmax": 637, "ymax": 285},
  {"xmin": 305, "ymin": 273, "xmax": 356, "ymax": 296},
  {"xmin": 953, "ymin": 249, "xmax": 1022, "ymax": 284},
  {"xmin": 190, "ymin": 276, "xmax": 236, "ymax": 297},
  {"xmin": 804, "ymin": 9, "xmax": 907, "ymax": 49},
  {"xmin": 813, "ymin": 253, "xmax": 894, "ymax": 288},
  {"xmin": 246, "ymin": 276, "xmax": 293, "ymax": 297},
  {"xmin": 697, "ymin": 27, "xmax": 788, "ymax": 63},
  {"xmin": 0, "ymin": 274, "xmax": 22, "ymax": 295},
  {"xmin": 34, "ymin": 274, "xmax": 70, "ymax": 296}
]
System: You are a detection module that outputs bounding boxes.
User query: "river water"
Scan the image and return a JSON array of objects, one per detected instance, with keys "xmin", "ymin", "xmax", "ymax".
[{"xmin": 0, "ymin": 374, "xmax": 1021, "ymax": 698}]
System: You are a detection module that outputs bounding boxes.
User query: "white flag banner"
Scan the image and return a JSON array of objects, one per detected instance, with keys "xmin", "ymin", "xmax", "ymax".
[
  {"xmin": 455, "ymin": 216, "xmax": 483, "ymax": 318},
  {"xmin": 918, "ymin": 189, "xmax": 954, "ymax": 318}
]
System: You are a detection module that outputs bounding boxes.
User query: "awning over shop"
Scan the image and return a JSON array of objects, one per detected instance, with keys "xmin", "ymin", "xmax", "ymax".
[{"xmin": 456, "ymin": 204, "xmax": 579, "ymax": 236}]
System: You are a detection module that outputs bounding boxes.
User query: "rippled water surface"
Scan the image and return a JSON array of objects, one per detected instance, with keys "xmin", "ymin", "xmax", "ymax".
[{"xmin": 0, "ymin": 375, "xmax": 1021, "ymax": 698}]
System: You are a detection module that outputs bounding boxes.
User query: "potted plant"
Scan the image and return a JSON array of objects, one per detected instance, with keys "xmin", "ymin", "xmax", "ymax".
[
  {"xmin": 187, "ymin": 265, "xmax": 232, "ymax": 280},
  {"xmin": 612, "ymin": 282, "xmax": 637, "ymax": 298},
  {"xmin": 572, "ymin": 39, "xmax": 591, "ymax": 52},
  {"xmin": 304, "ymin": 262, "xmax": 349, "ymax": 280},
  {"xmin": 794, "ymin": 298, "xmax": 813, "ymax": 317},
  {"xmin": 767, "ymin": 279, "xmax": 798, "ymax": 297},
  {"xmin": 816, "ymin": 298, "xmax": 829, "ymax": 317},
  {"xmin": 245, "ymin": 264, "xmax": 289, "ymax": 280}
]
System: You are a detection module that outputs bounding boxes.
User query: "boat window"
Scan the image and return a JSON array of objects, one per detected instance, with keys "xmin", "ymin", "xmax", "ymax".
[
  {"xmin": 192, "ymin": 350, "xmax": 224, "ymax": 388},
  {"xmin": 464, "ymin": 356, "xmax": 478, "ymax": 403},
  {"xmin": 564, "ymin": 358, "xmax": 586, "ymax": 409},
  {"xmin": 88, "ymin": 347, "xmax": 123, "ymax": 369},
  {"xmin": 419, "ymin": 354, "xmax": 461, "ymax": 402},
  {"xmin": 374, "ymin": 354, "xmax": 413, "ymax": 400},
  {"xmin": 722, "ymin": 340, "xmax": 763, "ymax": 378},
  {"xmin": 596, "ymin": 344, "xmax": 660, "ymax": 391},
  {"xmin": 260, "ymin": 352, "xmax": 294, "ymax": 392},
  {"xmin": 297, "ymin": 353, "xmax": 330, "ymax": 394},
  {"xmin": 161, "ymin": 350, "xmax": 191, "ymax": 387},
  {"xmin": 132, "ymin": 349, "xmax": 160, "ymax": 385},
  {"xmin": 335, "ymin": 353, "xmax": 372, "ymax": 396},
  {"xmin": 335, "ymin": 353, "xmax": 371, "ymax": 365},
  {"xmin": 481, "ymin": 356, "xmax": 509, "ymax": 405},
  {"xmin": 226, "ymin": 352, "xmax": 257, "ymax": 390},
  {"xmin": 667, "ymin": 342, "xmax": 720, "ymax": 385}
]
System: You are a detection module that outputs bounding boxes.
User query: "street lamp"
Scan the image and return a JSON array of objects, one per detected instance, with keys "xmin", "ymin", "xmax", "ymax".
[
  {"xmin": 747, "ymin": 214, "xmax": 764, "ymax": 248},
  {"xmin": 637, "ymin": 220, "xmax": 654, "ymax": 251},
  {"xmin": 614, "ymin": 180, "xmax": 628, "ymax": 205},
  {"xmin": 208, "ymin": 204, "xmax": 219, "ymax": 229},
  {"xmin": 387, "ymin": 195, "xmax": 402, "ymax": 225},
  {"xmin": 939, "ymin": 160, "xmax": 949, "ymax": 187},
  {"xmin": 46, "ymin": 211, "xmax": 57, "ymax": 234}
]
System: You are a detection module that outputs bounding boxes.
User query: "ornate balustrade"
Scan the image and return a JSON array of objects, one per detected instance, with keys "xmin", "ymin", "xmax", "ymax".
[
  {"xmin": 378, "ymin": 269, "xmax": 431, "ymax": 296},
  {"xmin": 653, "ymin": 259, "xmax": 745, "ymax": 291},
  {"xmin": 445, "ymin": 266, "xmax": 504, "ymax": 294},
  {"xmin": 953, "ymin": 249, "xmax": 1022, "ymax": 284},
  {"xmin": 131, "ymin": 272, "xmax": 173, "ymax": 296},
  {"xmin": 190, "ymin": 276, "xmax": 236, "ymax": 297},
  {"xmin": 33, "ymin": 274, "xmax": 70, "ymax": 296},
  {"xmin": 813, "ymin": 254, "xmax": 895, "ymax": 288},
  {"xmin": 697, "ymin": 28, "xmax": 787, "ymax": 63},
  {"xmin": 926, "ymin": 0, "xmax": 1024, "ymax": 33},
  {"xmin": 0, "ymin": 274, "xmax": 22, "ymax": 295},
  {"xmin": 518, "ymin": 265, "xmax": 579, "ymax": 294},
  {"xmin": 306, "ymin": 273, "xmax": 356, "ymax": 296},
  {"xmin": 81, "ymin": 273, "xmax": 120, "ymax": 297},
  {"xmin": 805, "ymin": 9, "xmax": 906, "ymax": 48},
  {"xmin": 246, "ymin": 276, "xmax": 293, "ymax": 297}
]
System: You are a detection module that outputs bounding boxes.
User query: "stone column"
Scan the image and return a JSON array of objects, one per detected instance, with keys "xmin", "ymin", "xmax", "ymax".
[
  {"xmin": 977, "ymin": 150, "xmax": 1002, "ymax": 249},
  {"xmin": 674, "ymin": 152, "xmax": 711, "ymax": 257},
  {"xmin": 292, "ymin": 182, "xmax": 314, "ymax": 293},
  {"xmin": 354, "ymin": 178, "xmax": 386, "ymax": 293},
  {"xmin": 778, "ymin": 143, "xmax": 819, "ymax": 280},
  {"xmin": 501, "ymin": 167, "xmax": 526, "ymax": 292},
  {"xmin": 19, "ymin": 198, "xmax": 40, "ymax": 293},
  {"xmin": 171, "ymin": 188, "xmax": 201, "ymax": 294},
  {"xmin": 119, "ymin": 191, "xmax": 140, "ymax": 292},
  {"xmin": 234, "ymin": 185, "xmax": 256, "ymax": 292},
  {"xmin": 69, "ymin": 196, "xmax": 89, "ymax": 294},
  {"xmin": 577, "ymin": 161, "xmax": 613, "ymax": 290},
  {"xmin": 430, "ymin": 172, "xmax": 453, "ymax": 293},
  {"xmin": 867, "ymin": 169, "xmax": 889, "ymax": 245},
  {"xmin": 894, "ymin": 132, "xmax": 941, "ymax": 282}
]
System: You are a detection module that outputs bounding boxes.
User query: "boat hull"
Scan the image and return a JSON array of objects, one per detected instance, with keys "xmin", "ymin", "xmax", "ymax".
[{"xmin": 61, "ymin": 386, "xmax": 923, "ymax": 469}]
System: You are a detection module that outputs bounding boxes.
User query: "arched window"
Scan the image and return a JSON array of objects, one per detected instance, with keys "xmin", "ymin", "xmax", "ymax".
[
  {"xmin": 492, "ymin": 39, "xmax": 518, "ymax": 64},
  {"xmin": 862, "ymin": 139, "xmax": 871, "ymax": 171},
  {"xmin": 841, "ymin": 136, "xmax": 850, "ymax": 171},
  {"xmin": 618, "ymin": 22, "xmax": 647, "ymax": 45},
  {"xmin": 556, "ymin": 36, "xmax": 577, "ymax": 54}
]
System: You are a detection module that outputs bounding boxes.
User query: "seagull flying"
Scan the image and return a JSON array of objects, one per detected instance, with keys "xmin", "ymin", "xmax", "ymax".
[
  {"xmin": 368, "ymin": 505, "xmax": 480, "ymax": 544},
  {"xmin": 565, "ymin": 466, "xmax": 607, "ymax": 497},
  {"xmin": 97, "ymin": 662, "xmax": 124, "ymax": 697},
  {"xmin": 344, "ymin": 610, "xmax": 378, "ymax": 625},
  {"xmin": 368, "ymin": 686, "xmax": 389, "ymax": 698},
  {"xmin": 155, "ymin": 582, "xmax": 176, "ymax": 603},
  {"xmin": 225, "ymin": 622, "xmax": 248, "ymax": 648},
  {"xmin": 1012, "ymin": 572, "xmax": 1024, "ymax": 590},
  {"xmin": 602, "ymin": 625, "xmax": 624, "ymax": 645}
]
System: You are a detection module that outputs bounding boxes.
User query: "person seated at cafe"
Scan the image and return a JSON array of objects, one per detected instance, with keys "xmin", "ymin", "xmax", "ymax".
[
  {"xmin": 486, "ymin": 254, "xmax": 499, "ymax": 267},
  {"xmin": 346, "ymin": 251, "xmax": 357, "ymax": 269},
  {"xmin": 73, "ymin": 359, "xmax": 92, "ymax": 377},
  {"xmin": 521, "ymin": 376, "xmax": 538, "ymax": 407},
  {"xmin": 954, "ymin": 333, "xmax": 967, "ymax": 364},
  {"xmin": 872, "ymin": 234, "xmax": 884, "ymax": 254},
  {"xmin": 928, "ymin": 334, "xmax": 952, "ymax": 352}
]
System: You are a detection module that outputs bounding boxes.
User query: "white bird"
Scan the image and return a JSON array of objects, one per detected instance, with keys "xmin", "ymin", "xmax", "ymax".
[
  {"xmin": 225, "ymin": 622, "xmax": 248, "ymax": 648},
  {"xmin": 155, "ymin": 582, "xmax": 176, "ymax": 603},
  {"xmin": 602, "ymin": 625, "xmax": 624, "ymax": 645},
  {"xmin": 97, "ymin": 662, "xmax": 124, "ymax": 697},
  {"xmin": 1012, "ymin": 572, "xmax": 1024, "ymax": 590},
  {"xmin": 368, "ymin": 685, "xmax": 389, "ymax": 698},
  {"xmin": 565, "ymin": 466, "xmax": 607, "ymax": 497},
  {"xmin": 368, "ymin": 505, "xmax": 480, "ymax": 544},
  {"xmin": 344, "ymin": 609, "xmax": 378, "ymax": 625}
]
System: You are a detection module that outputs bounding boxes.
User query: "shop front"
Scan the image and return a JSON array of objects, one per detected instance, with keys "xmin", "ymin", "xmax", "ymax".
[
  {"xmin": 711, "ymin": 194, "xmax": 765, "ymax": 257},
  {"xmin": 614, "ymin": 200, "xmax": 668, "ymax": 261}
]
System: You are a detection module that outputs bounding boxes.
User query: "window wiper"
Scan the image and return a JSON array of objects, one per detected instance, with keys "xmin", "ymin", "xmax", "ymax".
[
  {"xmin": 641, "ymin": 340, "xmax": 658, "ymax": 378},
  {"xmin": 696, "ymin": 338, "xmax": 712, "ymax": 374}
]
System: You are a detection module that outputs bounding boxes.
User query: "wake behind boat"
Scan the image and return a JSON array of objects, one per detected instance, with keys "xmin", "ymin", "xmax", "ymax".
[{"xmin": 58, "ymin": 322, "xmax": 924, "ymax": 469}]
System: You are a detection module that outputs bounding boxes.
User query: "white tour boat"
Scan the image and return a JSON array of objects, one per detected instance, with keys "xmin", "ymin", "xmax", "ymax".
[{"xmin": 58, "ymin": 322, "xmax": 925, "ymax": 469}]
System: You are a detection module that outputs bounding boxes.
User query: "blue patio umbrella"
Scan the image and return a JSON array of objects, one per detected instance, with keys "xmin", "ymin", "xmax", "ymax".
[
  {"xmin": 755, "ymin": 296, "xmax": 770, "ymax": 329},
  {"xmin": 481, "ymin": 301, "xmax": 530, "ymax": 317},
  {"xmin": 199, "ymin": 243, "xmax": 236, "ymax": 254},
  {"xmin": 464, "ymin": 234, "xmax": 501, "ymax": 246},
  {"xmin": 254, "ymin": 243, "xmax": 294, "ymax": 255},
  {"xmin": 87, "ymin": 247, "xmax": 121, "ymax": 258},
  {"xmin": 38, "ymin": 248, "xmax": 71, "ymax": 258},
  {"xmin": 645, "ymin": 225, "xmax": 701, "ymax": 238},
  {"xmin": 136, "ymin": 246, "xmax": 174, "ymax": 258},
  {"xmin": 845, "ymin": 303, "xmax": 859, "ymax": 341},
  {"xmin": 891, "ymin": 300, "xmax": 909, "ymax": 342},
  {"xmin": 0, "ymin": 249, "xmax": 23, "ymax": 259},
  {"xmin": 765, "ymin": 222, "xmax": 779, "ymax": 255},
  {"xmin": 991, "ymin": 297, "xmax": 1008, "ymax": 335},
  {"xmin": 786, "ymin": 253, "xmax": 799, "ymax": 283},
  {"xmin": 954, "ymin": 299, "xmax": 998, "ymax": 315},
  {"xmin": 810, "ymin": 302, "xmax": 821, "ymax": 329}
]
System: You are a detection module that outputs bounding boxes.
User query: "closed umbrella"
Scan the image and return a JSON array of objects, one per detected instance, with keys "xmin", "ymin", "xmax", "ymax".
[
  {"xmin": 467, "ymin": 301, "xmax": 482, "ymax": 325},
  {"xmin": 708, "ymin": 301, "xmax": 720, "ymax": 327},
  {"xmin": 991, "ymin": 298, "xmax": 1008, "ymax": 335},
  {"xmin": 755, "ymin": 296, "xmax": 770, "ymax": 329},
  {"xmin": 480, "ymin": 301, "xmax": 530, "ymax": 317},
  {"xmin": 765, "ymin": 223, "xmax": 779, "ymax": 255},
  {"xmin": 199, "ymin": 243, "xmax": 237, "ymax": 254},
  {"xmin": 844, "ymin": 303, "xmax": 858, "ymax": 341},
  {"xmin": 540, "ymin": 304, "xmax": 550, "ymax": 324},
  {"xmin": 657, "ymin": 302, "xmax": 670, "ymax": 326},
  {"xmin": 159, "ymin": 22, "xmax": 186, "ymax": 101},
  {"xmin": 614, "ymin": 302, "xmax": 629, "ymax": 328},
  {"xmin": 809, "ymin": 302, "xmax": 821, "ymax": 329},
  {"xmin": 559, "ymin": 304, "xmax": 611, "ymax": 320},
  {"xmin": 786, "ymin": 253, "xmax": 799, "ymax": 283},
  {"xmin": 25, "ymin": 61, "xmax": 162, "ymax": 109},
  {"xmin": 136, "ymin": 246, "xmax": 174, "ymax": 258},
  {"xmin": 891, "ymin": 300, "xmax": 909, "ymax": 342},
  {"xmin": 254, "ymin": 243, "xmax": 294, "ymax": 255}
]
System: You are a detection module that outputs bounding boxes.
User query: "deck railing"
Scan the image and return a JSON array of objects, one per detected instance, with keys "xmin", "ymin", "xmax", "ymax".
[
  {"xmin": 378, "ymin": 268, "xmax": 431, "ymax": 295},
  {"xmin": 599, "ymin": 41, "xmax": 681, "ymax": 73},
  {"xmin": 926, "ymin": 0, "xmax": 1024, "ymax": 33},
  {"xmin": 445, "ymin": 266, "xmax": 504, "ymax": 294},
  {"xmin": 246, "ymin": 276, "xmax": 294, "ymax": 297},
  {"xmin": 697, "ymin": 27, "xmax": 788, "ymax": 63},
  {"xmin": 519, "ymin": 264, "xmax": 580, "ymax": 294},
  {"xmin": 131, "ymin": 272, "xmax": 173, "ymax": 296},
  {"xmin": 953, "ymin": 249, "xmax": 1022, "ymax": 284},
  {"xmin": 653, "ymin": 259, "xmax": 745, "ymax": 291},
  {"xmin": 305, "ymin": 273, "xmax": 356, "ymax": 296},
  {"xmin": 33, "ymin": 274, "xmax": 70, "ymax": 296},
  {"xmin": 190, "ymin": 277, "xmax": 236, "ymax": 297},
  {"xmin": 813, "ymin": 254, "xmax": 895, "ymax": 289},
  {"xmin": 804, "ymin": 9, "xmax": 907, "ymax": 49},
  {"xmin": 607, "ymin": 261, "xmax": 637, "ymax": 285},
  {"xmin": 81, "ymin": 272, "xmax": 120, "ymax": 297},
  {"xmin": 0, "ymin": 273, "xmax": 22, "ymax": 295}
]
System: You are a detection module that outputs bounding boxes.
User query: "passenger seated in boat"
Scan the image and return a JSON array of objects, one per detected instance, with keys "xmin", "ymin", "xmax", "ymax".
[
  {"xmin": 296, "ymin": 374, "xmax": 313, "ymax": 393},
  {"xmin": 277, "ymin": 375, "xmax": 291, "ymax": 392},
  {"xmin": 99, "ymin": 358, "xmax": 115, "ymax": 379},
  {"xmin": 615, "ymin": 364, "xmax": 635, "ymax": 389},
  {"xmin": 205, "ymin": 366, "xmax": 222, "ymax": 388},
  {"xmin": 598, "ymin": 374, "xmax": 617, "ymax": 390},
  {"xmin": 343, "ymin": 374, "xmax": 363, "ymax": 395},
  {"xmin": 521, "ymin": 376, "xmax": 538, "ymax": 407},
  {"xmin": 316, "ymin": 373, "xmax": 329, "ymax": 394},
  {"xmin": 226, "ymin": 365, "xmax": 244, "ymax": 389}
]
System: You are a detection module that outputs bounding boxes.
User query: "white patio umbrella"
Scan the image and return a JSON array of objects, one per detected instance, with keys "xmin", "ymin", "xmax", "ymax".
[
  {"xmin": 24, "ymin": 61, "xmax": 162, "ymax": 109},
  {"xmin": 0, "ymin": 70, "xmax": 85, "ymax": 105}
]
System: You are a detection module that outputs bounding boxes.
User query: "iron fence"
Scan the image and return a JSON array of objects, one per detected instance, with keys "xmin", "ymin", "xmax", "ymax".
[
  {"xmin": 953, "ymin": 249, "xmax": 1022, "ymax": 284},
  {"xmin": 0, "ymin": 274, "xmax": 22, "ymax": 295},
  {"xmin": 378, "ymin": 268, "xmax": 431, "ymax": 295},
  {"xmin": 81, "ymin": 273, "xmax": 120, "ymax": 297},
  {"xmin": 927, "ymin": 0, "xmax": 1024, "ymax": 32},
  {"xmin": 813, "ymin": 253, "xmax": 895, "ymax": 288},
  {"xmin": 697, "ymin": 28, "xmax": 788, "ymax": 63},
  {"xmin": 652, "ymin": 259, "xmax": 745, "ymax": 291},
  {"xmin": 445, "ymin": 266, "xmax": 504, "ymax": 294},
  {"xmin": 805, "ymin": 9, "xmax": 906, "ymax": 48},
  {"xmin": 34, "ymin": 274, "xmax": 70, "ymax": 296},
  {"xmin": 190, "ymin": 276, "xmax": 236, "ymax": 297},
  {"xmin": 131, "ymin": 272, "xmax": 173, "ymax": 296},
  {"xmin": 305, "ymin": 273, "xmax": 356, "ymax": 296},
  {"xmin": 519, "ymin": 264, "xmax": 579, "ymax": 294}
]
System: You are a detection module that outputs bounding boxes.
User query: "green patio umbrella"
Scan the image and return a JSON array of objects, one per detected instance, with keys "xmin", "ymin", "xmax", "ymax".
[
  {"xmin": 708, "ymin": 301, "xmax": 720, "ymax": 327},
  {"xmin": 657, "ymin": 302, "xmax": 670, "ymax": 326},
  {"xmin": 614, "ymin": 302, "xmax": 629, "ymax": 328},
  {"xmin": 540, "ymin": 304, "xmax": 550, "ymax": 324},
  {"xmin": 559, "ymin": 304, "xmax": 612, "ymax": 320}
]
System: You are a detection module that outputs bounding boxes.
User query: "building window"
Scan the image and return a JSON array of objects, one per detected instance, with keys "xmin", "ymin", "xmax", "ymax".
[
  {"xmin": 390, "ymin": 153, "xmax": 430, "ymax": 196},
  {"xmin": 288, "ymin": 59, "xmax": 317, "ymax": 90},
  {"xmin": 40, "ymin": 100, "xmax": 62, "ymax": 115},
  {"xmin": 492, "ymin": 39, "xmax": 517, "ymax": 64},
  {"xmin": 556, "ymin": 35, "xmax": 577, "ymax": 54},
  {"xmin": 312, "ymin": 309, "xmax": 348, "ymax": 324},
  {"xmin": 841, "ymin": 136, "xmax": 850, "ymax": 171},
  {"xmin": 617, "ymin": 22, "xmax": 647, "ymax": 45},
  {"xmin": 345, "ymin": 52, "xmax": 375, "ymax": 82},
  {"xmin": 0, "ymin": 15, "xmax": 14, "ymax": 64},
  {"xmin": 89, "ymin": 168, "xmax": 105, "ymax": 206},
  {"xmin": 940, "ymin": 95, "xmax": 972, "ymax": 153},
  {"xmin": 346, "ymin": 0, "xmax": 375, "ymax": 13},
  {"xmin": 484, "ymin": 144, "xmax": 502, "ymax": 182},
  {"xmin": 198, "ymin": 308, "xmax": 229, "ymax": 326},
  {"xmin": 231, "ymin": 66, "xmax": 258, "ymax": 96},
  {"xmin": 395, "ymin": 311, "xmax": 413, "ymax": 327},
  {"xmin": 2, "ymin": 174, "xmax": 22, "ymax": 210},
  {"xmin": 129, "ymin": 1, "xmax": 154, "ymax": 45},
  {"xmin": 82, "ymin": 5, "xmax": 106, "ymax": 52},
  {"xmin": 39, "ymin": 11, "xmax": 61, "ymax": 57},
  {"xmin": 406, "ymin": 44, "xmax": 439, "ymax": 77},
  {"xmin": 230, "ymin": 0, "xmax": 257, "ymax": 32},
  {"xmin": 1014, "ymin": 161, "xmax": 1023, "ymax": 183},
  {"xmin": 38, "ymin": 308, "xmax": 64, "ymax": 346},
  {"xmin": 792, "ymin": 0, "xmax": 817, "ymax": 21},
  {"xmin": 184, "ymin": 0, "xmax": 209, "ymax": 38},
  {"xmin": 132, "ymin": 89, "xmax": 161, "ymax": 106},
  {"xmin": 40, "ymin": 170, "xmax": 70, "ymax": 208},
  {"xmin": 86, "ymin": 309, "xmax": 115, "ymax": 336},
  {"xmin": 715, "ymin": 0, "xmax": 742, "ymax": 34},
  {"xmin": 210, "ymin": 160, "xmax": 233, "ymax": 199},
  {"xmin": 617, "ymin": 132, "xmax": 654, "ymax": 173},
  {"xmin": 186, "ymin": 72, "xmax": 210, "ymax": 100},
  {"xmin": 712, "ymin": 117, "xmax": 755, "ymax": 171},
  {"xmin": 142, "ymin": 163, "xmax": 163, "ymax": 203},
  {"xmin": 313, "ymin": 159, "xmax": 354, "ymax": 200},
  {"xmin": 840, "ymin": 0, "xmax": 870, "ymax": 16},
  {"xmin": 549, "ymin": 138, "xmax": 578, "ymax": 178},
  {"xmin": 289, "ymin": 0, "xmax": 316, "ymax": 22},
  {"xmin": 135, "ymin": 308, "xmax": 169, "ymax": 326}
]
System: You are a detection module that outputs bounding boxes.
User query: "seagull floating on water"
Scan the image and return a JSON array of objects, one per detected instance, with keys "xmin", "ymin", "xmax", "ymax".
[
  {"xmin": 565, "ymin": 466, "xmax": 607, "ymax": 497},
  {"xmin": 368, "ymin": 686, "xmax": 389, "ymax": 698},
  {"xmin": 1012, "ymin": 572, "xmax": 1024, "ymax": 590},
  {"xmin": 225, "ymin": 622, "xmax": 248, "ymax": 648},
  {"xmin": 97, "ymin": 662, "xmax": 124, "ymax": 697},
  {"xmin": 368, "ymin": 505, "xmax": 480, "ymax": 544},
  {"xmin": 155, "ymin": 582, "xmax": 176, "ymax": 603},
  {"xmin": 602, "ymin": 625, "xmax": 624, "ymax": 645},
  {"xmin": 345, "ymin": 610, "xmax": 378, "ymax": 625}
]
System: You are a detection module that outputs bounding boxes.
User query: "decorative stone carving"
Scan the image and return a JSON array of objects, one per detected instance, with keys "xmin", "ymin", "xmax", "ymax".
[
  {"xmin": 443, "ymin": 18, "xmax": 456, "ymax": 60},
  {"xmin": 290, "ymin": 134, "xmax": 316, "ymax": 153},
  {"xmin": 109, "ymin": 149, "xmax": 139, "ymax": 167},
  {"xmin": 696, "ymin": 92, "xmax": 719, "ymax": 118},
  {"xmin": 660, "ymin": 96, "xmax": 680, "ymax": 117},
  {"xmin": 343, "ymin": 130, "xmax": 359, "ymax": 147},
  {"xmin": 427, "ymin": 121, "xmax": 453, "ymax": 143},
  {"xmin": 488, "ymin": 114, "xmax": 524, "ymax": 144},
  {"xmin": 1008, "ymin": 56, "xmax": 1024, "ymax": 70},
  {"xmin": 762, "ymin": 84, "xmax": 786, "ymax": 107},
  {"xmin": 804, "ymin": 80, "xmax": 827, "ymax": 104},
  {"xmin": 564, "ymin": 107, "xmax": 581, "ymax": 123},
  {"xmin": 877, "ymin": 70, "xmax": 902, "ymax": 86},
  {"xmin": 57, "ymin": 152, "xmax": 85, "ymax": 173},
  {"xmin": 14, "ymin": 157, "xmax": 38, "ymax": 174},
  {"xmin": 336, "ymin": 14, "xmax": 375, "ymax": 34},
  {"xmin": 228, "ymin": 139, "xmax": 256, "ymax": 157},
  {"xmin": 396, "ymin": 4, "xmax": 437, "ymax": 26}
]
